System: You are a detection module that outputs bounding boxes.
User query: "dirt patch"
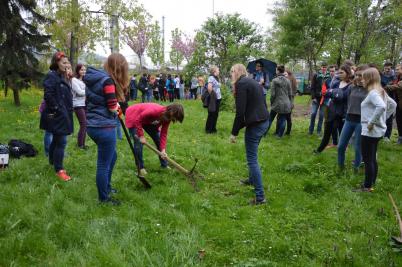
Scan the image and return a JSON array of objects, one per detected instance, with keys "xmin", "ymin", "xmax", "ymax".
[{"xmin": 292, "ymin": 102, "xmax": 311, "ymax": 118}]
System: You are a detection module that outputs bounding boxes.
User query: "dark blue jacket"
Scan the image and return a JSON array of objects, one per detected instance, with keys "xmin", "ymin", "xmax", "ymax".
[
  {"xmin": 326, "ymin": 83, "xmax": 351, "ymax": 121},
  {"xmin": 84, "ymin": 67, "xmax": 117, "ymax": 128},
  {"xmin": 40, "ymin": 71, "xmax": 73, "ymax": 135}
]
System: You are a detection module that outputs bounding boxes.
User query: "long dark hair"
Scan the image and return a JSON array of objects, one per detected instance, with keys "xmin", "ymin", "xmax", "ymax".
[
  {"xmin": 75, "ymin": 64, "xmax": 84, "ymax": 78},
  {"xmin": 160, "ymin": 103, "xmax": 184, "ymax": 123}
]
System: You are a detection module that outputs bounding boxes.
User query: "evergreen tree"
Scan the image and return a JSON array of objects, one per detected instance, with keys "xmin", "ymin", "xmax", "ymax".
[{"xmin": 0, "ymin": 0, "xmax": 49, "ymax": 106}]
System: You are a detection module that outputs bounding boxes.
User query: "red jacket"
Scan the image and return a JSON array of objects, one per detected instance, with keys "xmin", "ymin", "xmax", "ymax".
[{"xmin": 125, "ymin": 103, "xmax": 169, "ymax": 149}]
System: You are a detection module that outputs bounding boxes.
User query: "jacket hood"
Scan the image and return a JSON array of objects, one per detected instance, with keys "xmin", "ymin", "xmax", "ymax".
[{"xmin": 83, "ymin": 67, "xmax": 109, "ymax": 88}]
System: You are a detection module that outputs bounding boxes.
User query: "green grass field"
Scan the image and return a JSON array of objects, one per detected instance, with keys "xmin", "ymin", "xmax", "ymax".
[{"xmin": 0, "ymin": 89, "xmax": 401, "ymax": 266}]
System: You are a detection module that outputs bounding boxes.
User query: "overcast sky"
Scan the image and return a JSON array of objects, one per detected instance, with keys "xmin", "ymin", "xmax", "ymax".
[{"xmin": 96, "ymin": 0, "xmax": 275, "ymax": 66}]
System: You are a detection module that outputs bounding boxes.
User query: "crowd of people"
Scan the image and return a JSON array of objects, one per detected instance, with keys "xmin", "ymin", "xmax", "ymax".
[{"xmin": 39, "ymin": 51, "xmax": 401, "ymax": 205}]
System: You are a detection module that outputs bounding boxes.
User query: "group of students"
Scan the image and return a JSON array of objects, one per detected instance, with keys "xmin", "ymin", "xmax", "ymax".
[
  {"xmin": 129, "ymin": 73, "xmax": 206, "ymax": 103},
  {"xmin": 40, "ymin": 52, "xmax": 184, "ymax": 205},
  {"xmin": 309, "ymin": 61, "xmax": 399, "ymax": 192},
  {"xmin": 38, "ymin": 50, "xmax": 400, "ymax": 205}
]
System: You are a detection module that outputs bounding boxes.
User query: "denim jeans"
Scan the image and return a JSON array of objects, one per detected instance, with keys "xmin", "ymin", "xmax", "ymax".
[
  {"xmin": 49, "ymin": 134, "xmax": 67, "ymax": 172},
  {"xmin": 116, "ymin": 117, "xmax": 123, "ymax": 140},
  {"xmin": 337, "ymin": 120, "xmax": 362, "ymax": 168},
  {"xmin": 129, "ymin": 126, "xmax": 168, "ymax": 169},
  {"xmin": 245, "ymin": 119, "xmax": 269, "ymax": 201},
  {"xmin": 145, "ymin": 89, "xmax": 152, "ymax": 102},
  {"xmin": 87, "ymin": 127, "xmax": 117, "ymax": 201},
  {"xmin": 44, "ymin": 131, "xmax": 53, "ymax": 157},
  {"xmin": 267, "ymin": 110, "xmax": 287, "ymax": 137},
  {"xmin": 130, "ymin": 88, "xmax": 137, "ymax": 100},
  {"xmin": 309, "ymin": 101, "xmax": 324, "ymax": 134}
]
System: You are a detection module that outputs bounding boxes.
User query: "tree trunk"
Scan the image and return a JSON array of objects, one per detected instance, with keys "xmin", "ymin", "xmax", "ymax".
[
  {"xmin": 336, "ymin": 20, "xmax": 348, "ymax": 67},
  {"xmin": 69, "ymin": 0, "xmax": 79, "ymax": 67},
  {"xmin": 4, "ymin": 79, "xmax": 8, "ymax": 97},
  {"xmin": 12, "ymin": 88, "xmax": 20, "ymax": 106}
]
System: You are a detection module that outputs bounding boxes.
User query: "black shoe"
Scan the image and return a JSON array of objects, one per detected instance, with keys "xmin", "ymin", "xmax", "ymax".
[
  {"xmin": 100, "ymin": 197, "xmax": 121, "ymax": 206},
  {"xmin": 313, "ymin": 149, "xmax": 320, "ymax": 155},
  {"xmin": 249, "ymin": 198, "xmax": 267, "ymax": 205},
  {"xmin": 239, "ymin": 178, "xmax": 252, "ymax": 186}
]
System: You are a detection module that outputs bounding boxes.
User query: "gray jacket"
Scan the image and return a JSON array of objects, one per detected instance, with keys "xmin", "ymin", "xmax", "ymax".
[{"xmin": 270, "ymin": 74, "xmax": 292, "ymax": 114}]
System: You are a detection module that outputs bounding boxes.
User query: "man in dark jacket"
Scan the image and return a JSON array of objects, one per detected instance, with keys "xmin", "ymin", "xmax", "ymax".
[
  {"xmin": 129, "ymin": 75, "xmax": 137, "ymax": 100},
  {"xmin": 385, "ymin": 64, "xmax": 402, "ymax": 144},
  {"xmin": 309, "ymin": 62, "xmax": 331, "ymax": 135},
  {"xmin": 382, "ymin": 62, "xmax": 396, "ymax": 141}
]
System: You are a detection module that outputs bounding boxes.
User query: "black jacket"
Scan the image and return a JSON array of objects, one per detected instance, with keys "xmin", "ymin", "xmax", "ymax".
[
  {"xmin": 40, "ymin": 71, "xmax": 73, "ymax": 135},
  {"xmin": 231, "ymin": 76, "xmax": 269, "ymax": 136}
]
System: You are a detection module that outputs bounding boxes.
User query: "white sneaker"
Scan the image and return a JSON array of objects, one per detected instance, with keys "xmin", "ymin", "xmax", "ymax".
[
  {"xmin": 383, "ymin": 137, "xmax": 391, "ymax": 142},
  {"xmin": 139, "ymin": 168, "xmax": 147, "ymax": 176}
]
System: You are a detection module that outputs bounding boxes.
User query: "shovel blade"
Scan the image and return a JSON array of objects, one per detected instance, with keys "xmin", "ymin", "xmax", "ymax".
[{"xmin": 138, "ymin": 175, "xmax": 152, "ymax": 189}]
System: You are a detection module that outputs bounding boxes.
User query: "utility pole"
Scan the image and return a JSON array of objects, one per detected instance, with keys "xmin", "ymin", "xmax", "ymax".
[
  {"xmin": 212, "ymin": 0, "xmax": 215, "ymax": 17},
  {"xmin": 109, "ymin": 11, "xmax": 119, "ymax": 53},
  {"xmin": 69, "ymin": 0, "xmax": 79, "ymax": 67},
  {"xmin": 162, "ymin": 16, "xmax": 165, "ymax": 64}
]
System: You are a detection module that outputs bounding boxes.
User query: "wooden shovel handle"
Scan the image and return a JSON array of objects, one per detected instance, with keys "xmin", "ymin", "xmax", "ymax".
[{"xmin": 388, "ymin": 193, "xmax": 402, "ymax": 238}]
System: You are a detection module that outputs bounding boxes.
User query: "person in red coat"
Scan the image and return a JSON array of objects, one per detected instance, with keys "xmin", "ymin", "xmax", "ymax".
[{"xmin": 125, "ymin": 103, "xmax": 184, "ymax": 175}]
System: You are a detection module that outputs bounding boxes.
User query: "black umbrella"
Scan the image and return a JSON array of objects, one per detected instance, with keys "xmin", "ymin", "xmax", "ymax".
[{"xmin": 247, "ymin": 58, "xmax": 277, "ymax": 81}]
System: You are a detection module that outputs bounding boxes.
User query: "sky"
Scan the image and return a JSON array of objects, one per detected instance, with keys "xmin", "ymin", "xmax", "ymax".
[{"xmin": 96, "ymin": 0, "xmax": 276, "ymax": 66}]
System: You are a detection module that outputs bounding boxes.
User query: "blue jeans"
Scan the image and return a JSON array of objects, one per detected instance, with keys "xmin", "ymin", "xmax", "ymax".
[
  {"xmin": 48, "ymin": 134, "xmax": 67, "ymax": 172},
  {"xmin": 266, "ymin": 110, "xmax": 287, "ymax": 137},
  {"xmin": 145, "ymin": 89, "xmax": 152, "ymax": 102},
  {"xmin": 116, "ymin": 118, "xmax": 123, "ymax": 140},
  {"xmin": 129, "ymin": 126, "xmax": 168, "ymax": 169},
  {"xmin": 337, "ymin": 120, "xmax": 362, "ymax": 168},
  {"xmin": 87, "ymin": 127, "xmax": 117, "ymax": 201},
  {"xmin": 245, "ymin": 119, "xmax": 269, "ymax": 201},
  {"xmin": 309, "ymin": 101, "xmax": 324, "ymax": 134},
  {"xmin": 44, "ymin": 131, "xmax": 53, "ymax": 157}
]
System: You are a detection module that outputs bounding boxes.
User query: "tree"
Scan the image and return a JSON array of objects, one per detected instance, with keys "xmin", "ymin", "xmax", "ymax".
[
  {"xmin": 0, "ymin": 0, "xmax": 49, "ymax": 106},
  {"xmin": 272, "ymin": 0, "xmax": 345, "ymax": 77},
  {"xmin": 120, "ymin": 2, "xmax": 153, "ymax": 71},
  {"xmin": 169, "ymin": 28, "xmax": 185, "ymax": 71},
  {"xmin": 38, "ymin": 0, "xmax": 105, "ymax": 67},
  {"xmin": 147, "ymin": 21, "xmax": 164, "ymax": 68},
  {"xmin": 172, "ymin": 34, "xmax": 197, "ymax": 63},
  {"xmin": 188, "ymin": 13, "xmax": 263, "ymax": 79}
]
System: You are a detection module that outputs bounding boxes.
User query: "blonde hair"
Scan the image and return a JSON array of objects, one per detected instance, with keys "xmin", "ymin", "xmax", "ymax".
[
  {"xmin": 363, "ymin": 67, "xmax": 384, "ymax": 97},
  {"xmin": 209, "ymin": 65, "xmax": 219, "ymax": 76},
  {"xmin": 230, "ymin": 64, "xmax": 247, "ymax": 84},
  {"xmin": 104, "ymin": 53, "xmax": 129, "ymax": 102},
  {"xmin": 198, "ymin": 76, "xmax": 205, "ymax": 86}
]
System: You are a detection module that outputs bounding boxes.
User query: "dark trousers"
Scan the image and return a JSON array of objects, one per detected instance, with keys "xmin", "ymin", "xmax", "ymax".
[
  {"xmin": 267, "ymin": 110, "xmax": 287, "ymax": 137},
  {"xmin": 361, "ymin": 135, "xmax": 380, "ymax": 188},
  {"xmin": 129, "ymin": 126, "xmax": 167, "ymax": 169},
  {"xmin": 397, "ymin": 108, "xmax": 402, "ymax": 137},
  {"xmin": 205, "ymin": 99, "xmax": 221, "ymax": 133},
  {"xmin": 174, "ymin": 89, "xmax": 180, "ymax": 99},
  {"xmin": 158, "ymin": 88, "xmax": 166, "ymax": 101},
  {"xmin": 87, "ymin": 127, "xmax": 117, "ymax": 201},
  {"xmin": 275, "ymin": 112, "xmax": 292, "ymax": 135},
  {"xmin": 49, "ymin": 134, "xmax": 67, "ymax": 172},
  {"xmin": 130, "ymin": 88, "xmax": 137, "ymax": 100},
  {"xmin": 168, "ymin": 91, "xmax": 174, "ymax": 102},
  {"xmin": 190, "ymin": 88, "xmax": 197, "ymax": 99},
  {"xmin": 316, "ymin": 116, "xmax": 344, "ymax": 152},
  {"xmin": 384, "ymin": 115, "xmax": 393, "ymax": 138},
  {"xmin": 74, "ymin": 106, "xmax": 87, "ymax": 147},
  {"xmin": 153, "ymin": 90, "xmax": 160, "ymax": 101}
]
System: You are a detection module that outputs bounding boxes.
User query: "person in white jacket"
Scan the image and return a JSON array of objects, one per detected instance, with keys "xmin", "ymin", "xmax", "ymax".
[
  {"xmin": 71, "ymin": 64, "xmax": 88, "ymax": 149},
  {"xmin": 354, "ymin": 68, "xmax": 396, "ymax": 192}
]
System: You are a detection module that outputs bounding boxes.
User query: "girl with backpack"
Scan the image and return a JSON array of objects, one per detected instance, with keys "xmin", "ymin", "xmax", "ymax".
[
  {"xmin": 166, "ymin": 74, "xmax": 175, "ymax": 102},
  {"xmin": 205, "ymin": 66, "xmax": 222, "ymax": 134}
]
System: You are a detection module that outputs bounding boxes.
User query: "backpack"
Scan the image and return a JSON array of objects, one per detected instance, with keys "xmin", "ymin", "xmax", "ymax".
[
  {"xmin": 8, "ymin": 139, "xmax": 38, "ymax": 159},
  {"xmin": 169, "ymin": 79, "xmax": 175, "ymax": 90}
]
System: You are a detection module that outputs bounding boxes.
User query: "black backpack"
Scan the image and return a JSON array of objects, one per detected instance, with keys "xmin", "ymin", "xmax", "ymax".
[
  {"xmin": 169, "ymin": 79, "xmax": 175, "ymax": 90},
  {"xmin": 8, "ymin": 139, "xmax": 38, "ymax": 159}
]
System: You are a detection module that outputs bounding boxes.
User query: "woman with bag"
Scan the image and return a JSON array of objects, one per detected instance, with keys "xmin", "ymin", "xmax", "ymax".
[
  {"xmin": 205, "ymin": 66, "xmax": 222, "ymax": 134},
  {"xmin": 40, "ymin": 51, "xmax": 73, "ymax": 181}
]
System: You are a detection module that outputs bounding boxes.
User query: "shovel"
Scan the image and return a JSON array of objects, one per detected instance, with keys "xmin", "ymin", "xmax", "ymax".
[
  {"xmin": 118, "ymin": 115, "xmax": 152, "ymax": 189},
  {"xmin": 133, "ymin": 135, "xmax": 203, "ymax": 191},
  {"xmin": 388, "ymin": 193, "xmax": 402, "ymax": 245}
]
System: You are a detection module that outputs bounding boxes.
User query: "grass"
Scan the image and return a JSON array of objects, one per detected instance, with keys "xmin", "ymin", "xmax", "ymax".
[{"xmin": 0, "ymin": 88, "xmax": 401, "ymax": 266}]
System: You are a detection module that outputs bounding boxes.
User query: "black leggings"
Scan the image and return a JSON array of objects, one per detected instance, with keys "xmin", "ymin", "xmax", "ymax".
[
  {"xmin": 361, "ymin": 135, "xmax": 380, "ymax": 188},
  {"xmin": 316, "ymin": 117, "xmax": 343, "ymax": 152},
  {"xmin": 205, "ymin": 99, "xmax": 221, "ymax": 133}
]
